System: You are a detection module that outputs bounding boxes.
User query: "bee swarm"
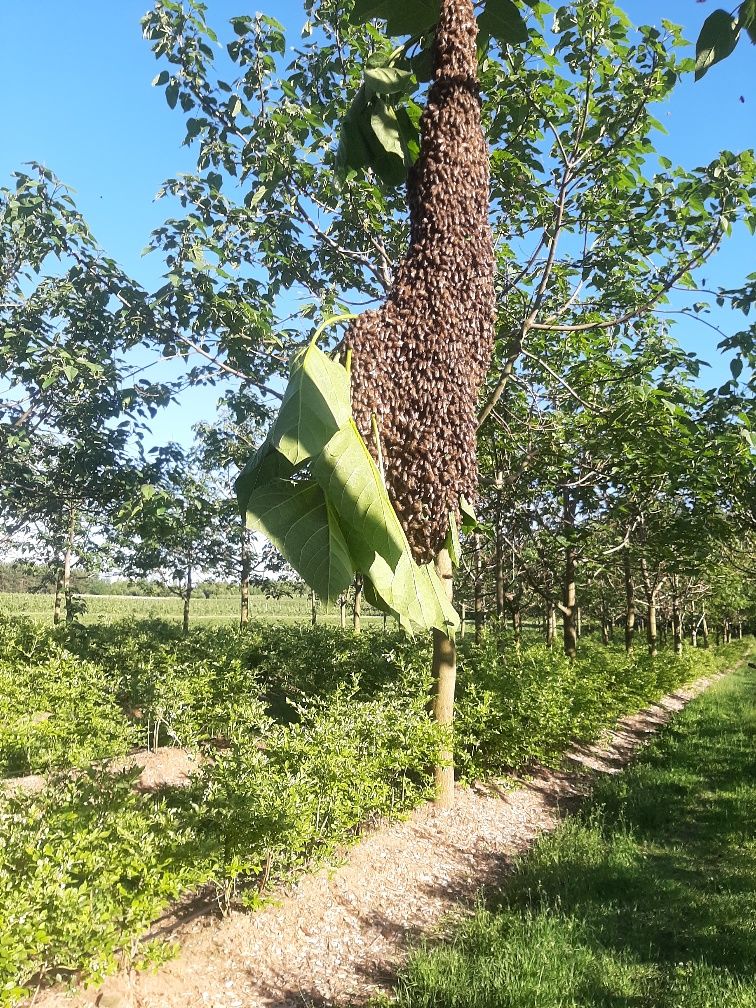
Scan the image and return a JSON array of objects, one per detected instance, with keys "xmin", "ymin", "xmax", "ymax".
[{"xmin": 346, "ymin": 0, "xmax": 495, "ymax": 564}]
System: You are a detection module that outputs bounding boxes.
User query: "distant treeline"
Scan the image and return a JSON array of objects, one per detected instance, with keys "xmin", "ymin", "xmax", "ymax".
[{"xmin": 0, "ymin": 563, "xmax": 303, "ymax": 599}]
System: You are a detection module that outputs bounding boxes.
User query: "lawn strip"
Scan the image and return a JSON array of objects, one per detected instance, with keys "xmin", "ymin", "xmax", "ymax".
[{"xmin": 391, "ymin": 654, "xmax": 756, "ymax": 1008}]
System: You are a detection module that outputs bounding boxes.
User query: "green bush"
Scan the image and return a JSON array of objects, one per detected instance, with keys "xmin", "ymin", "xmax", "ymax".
[{"xmin": 0, "ymin": 614, "xmax": 749, "ymax": 1004}]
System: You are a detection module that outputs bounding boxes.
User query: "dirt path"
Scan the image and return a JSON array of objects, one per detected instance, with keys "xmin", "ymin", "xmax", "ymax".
[{"xmin": 32, "ymin": 671, "xmax": 729, "ymax": 1008}]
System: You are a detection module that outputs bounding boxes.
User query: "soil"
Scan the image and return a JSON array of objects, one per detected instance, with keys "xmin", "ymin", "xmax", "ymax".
[
  {"xmin": 28, "ymin": 672, "xmax": 724, "ymax": 1008},
  {"xmin": 2, "ymin": 747, "xmax": 202, "ymax": 797}
]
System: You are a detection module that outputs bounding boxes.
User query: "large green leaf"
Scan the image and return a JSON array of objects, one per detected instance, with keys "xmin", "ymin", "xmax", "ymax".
[
  {"xmin": 234, "ymin": 433, "xmax": 296, "ymax": 517},
  {"xmin": 364, "ymin": 67, "xmax": 415, "ymax": 96},
  {"xmin": 477, "ymin": 0, "xmax": 528, "ymax": 45},
  {"xmin": 312, "ymin": 420, "xmax": 408, "ymax": 569},
  {"xmin": 351, "ymin": 0, "xmax": 441, "ymax": 36},
  {"xmin": 244, "ymin": 477, "xmax": 355, "ymax": 602},
  {"xmin": 271, "ymin": 342, "xmax": 352, "ymax": 465},
  {"xmin": 695, "ymin": 10, "xmax": 740, "ymax": 80},
  {"xmin": 369, "ymin": 99, "xmax": 413, "ymax": 185},
  {"xmin": 445, "ymin": 510, "xmax": 461, "ymax": 568},
  {"xmin": 337, "ymin": 86, "xmax": 374, "ymax": 173},
  {"xmin": 312, "ymin": 422, "xmax": 458, "ymax": 631}
]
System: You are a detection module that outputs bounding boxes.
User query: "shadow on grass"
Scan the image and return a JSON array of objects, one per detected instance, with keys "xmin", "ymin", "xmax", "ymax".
[{"xmin": 385, "ymin": 667, "xmax": 756, "ymax": 1008}]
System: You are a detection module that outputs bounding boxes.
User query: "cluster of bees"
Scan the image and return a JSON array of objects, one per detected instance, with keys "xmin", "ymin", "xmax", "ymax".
[{"xmin": 346, "ymin": 0, "xmax": 495, "ymax": 564}]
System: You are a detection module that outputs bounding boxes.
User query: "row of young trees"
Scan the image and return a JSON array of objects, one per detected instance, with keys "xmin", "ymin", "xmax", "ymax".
[{"xmin": 1, "ymin": 1, "xmax": 754, "ymax": 803}]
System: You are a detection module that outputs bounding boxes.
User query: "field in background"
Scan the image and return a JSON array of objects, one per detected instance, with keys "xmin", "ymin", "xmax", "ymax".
[{"xmin": 0, "ymin": 591, "xmax": 372, "ymax": 625}]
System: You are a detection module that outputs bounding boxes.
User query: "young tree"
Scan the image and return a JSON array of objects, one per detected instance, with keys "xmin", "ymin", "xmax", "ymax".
[{"xmin": 115, "ymin": 445, "xmax": 240, "ymax": 634}]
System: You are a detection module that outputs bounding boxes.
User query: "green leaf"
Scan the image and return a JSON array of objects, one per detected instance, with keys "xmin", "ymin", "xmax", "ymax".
[
  {"xmin": 312, "ymin": 422, "xmax": 459, "ymax": 632},
  {"xmin": 445, "ymin": 511, "xmax": 461, "ymax": 567},
  {"xmin": 337, "ymin": 87, "xmax": 374, "ymax": 173},
  {"xmin": 271, "ymin": 343, "xmax": 352, "ymax": 466},
  {"xmin": 351, "ymin": 0, "xmax": 441, "ymax": 36},
  {"xmin": 165, "ymin": 83, "xmax": 179, "ymax": 109},
  {"xmin": 410, "ymin": 44, "xmax": 434, "ymax": 82},
  {"xmin": 243, "ymin": 478, "xmax": 355, "ymax": 603},
  {"xmin": 369, "ymin": 99, "xmax": 411, "ymax": 184},
  {"xmin": 234, "ymin": 434, "xmax": 296, "ymax": 517},
  {"xmin": 312, "ymin": 421, "xmax": 408, "ymax": 571},
  {"xmin": 459, "ymin": 496, "xmax": 478, "ymax": 532},
  {"xmin": 477, "ymin": 0, "xmax": 529, "ymax": 45},
  {"xmin": 695, "ymin": 10, "xmax": 740, "ymax": 80},
  {"xmin": 364, "ymin": 67, "xmax": 416, "ymax": 95},
  {"xmin": 739, "ymin": 0, "xmax": 756, "ymax": 41}
]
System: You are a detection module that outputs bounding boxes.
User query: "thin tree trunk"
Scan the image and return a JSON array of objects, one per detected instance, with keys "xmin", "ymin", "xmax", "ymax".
[
  {"xmin": 431, "ymin": 548, "xmax": 456, "ymax": 809},
  {"xmin": 53, "ymin": 566, "xmax": 64, "ymax": 625},
  {"xmin": 640, "ymin": 560, "xmax": 658, "ymax": 657},
  {"xmin": 671, "ymin": 576, "xmax": 682, "ymax": 657},
  {"xmin": 576, "ymin": 606, "xmax": 582, "ymax": 639},
  {"xmin": 310, "ymin": 589, "xmax": 317, "ymax": 625},
  {"xmin": 647, "ymin": 598, "xmax": 658, "ymax": 656},
  {"xmin": 701, "ymin": 612, "xmax": 709, "ymax": 647},
  {"xmin": 473, "ymin": 531, "xmax": 484, "ymax": 642},
  {"xmin": 558, "ymin": 490, "xmax": 578, "ymax": 658},
  {"xmin": 353, "ymin": 574, "xmax": 363, "ymax": 633},
  {"xmin": 562, "ymin": 491, "xmax": 577, "ymax": 659},
  {"xmin": 339, "ymin": 594, "xmax": 347, "ymax": 629},
  {"xmin": 494, "ymin": 529, "xmax": 505, "ymax": 619},
  {"xmin": 240, "ymin": 528, "xmax": 250, "ymax": 629},
  {"xmin": 513, "ymin": 607, "xmax": 522, "ymax": 651},
  {"xmin": 547, "ymin": 602, "xmax": 556, "ymax": 649},
  {"xmin": 623, "ymin": 547, "xmax": 636, "ymax": 654},
  {"xmin": 182, "ymin": 563, "xmax": 192, "ymax": 636},
  {"xmin": 63, "ymin": 507, "xmax": 75, "ymax": 622}
]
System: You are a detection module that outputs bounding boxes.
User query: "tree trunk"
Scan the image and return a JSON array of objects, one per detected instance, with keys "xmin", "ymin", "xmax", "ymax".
[
  {"xmin": 513, "ymin": 607, "xmax": 522, "ymax": 651},
  {"xmin": 460, "ymin": 601, "xmax": 466, "ymax": 638},
  {"xmin": 183, "ymin": 563, "xmax": 192, "ymax": 636},
  {"xmin": 53, "ymin": 566, "xmax": 64, "ymax": 626},
  {"xmin": 240, "ymin": 527, "xmax": 250, "ymax": 629},
  {"xmin": 623, "ymin": 548, "xmax": 636, "ymax": 654},
  {"xmin": 671, "ymin": 576, "xmax": 682, "ymax": 657},
  {"xmin": 494, "ymin": 530, "xmax": 505, "ymax": 619},
  {"xmin": 600, "ymin": 595, "xmax": 609, "ymax": 645},
  {"xmin": 353, "ymin": 574, "xmax": 363, "ymax": 633},
  {"xmin": 431, "ymin": 548, "xmax": 456, "ymax": 808},
  {"xmin": 701, "ymin": 612, "xmax": 709, "ymax": 648},
  {"xmin": 647, "ymin": 597, "xmax": 658, "ymax": 656},
  {"xmin": 63, "ymin": 507, "xmax": 75, "ymax": 622},
  {"xmin": 339, "ymin": 594, "xmax": 347, "ymax": 629},
  {"xmin": 473, "ymin": 531, "xmax": 484, "ymax": 642},
  {"xmin": 640, "ymin": 560, "xmax": 658, "ymax": 657},
  {"xmin": 310, "ymin": 589, "xmax": 317, "ymax": 625},
  {"xmin": 561, "ymin": 490, "xmax": 577, "ymax": 659},
  {"xmin": 548, "ymin": 603, "xmax": 557, "ymax": 648}
]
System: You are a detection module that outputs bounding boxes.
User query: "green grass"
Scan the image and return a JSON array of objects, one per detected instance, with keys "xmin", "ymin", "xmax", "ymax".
[
  {"xmin": 390, "ymin": 654, "xmax": 756, "ymax": 1008},
  {"xmin": 0, "ymin": 591, "xmax": 385, "ymax": 625}
]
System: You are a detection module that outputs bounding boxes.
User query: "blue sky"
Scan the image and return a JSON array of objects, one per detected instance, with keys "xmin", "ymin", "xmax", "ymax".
[{"xmin": 1, "ymin": 1, "xmax": 754, "ymax": 447}]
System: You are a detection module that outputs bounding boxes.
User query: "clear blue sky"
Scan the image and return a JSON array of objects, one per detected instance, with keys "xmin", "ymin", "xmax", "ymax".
[{"xmin": 1, "ymin": 1, "xmax": 753, "ymax": 446}]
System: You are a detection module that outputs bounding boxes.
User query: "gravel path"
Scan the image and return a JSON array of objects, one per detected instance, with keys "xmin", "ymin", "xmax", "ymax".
[{"xmin": 31, "ymin": 672, "xmax": 725, "ymax": 1008}]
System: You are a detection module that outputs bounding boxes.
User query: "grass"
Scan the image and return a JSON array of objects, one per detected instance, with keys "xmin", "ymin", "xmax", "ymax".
[
  {"xmin": 390, "ymin": 652, "xmax": 756, "ymax": 1008},
  {"xmin": 0, "ymin": 591, "xmax": 384, "ymax": 626}
]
